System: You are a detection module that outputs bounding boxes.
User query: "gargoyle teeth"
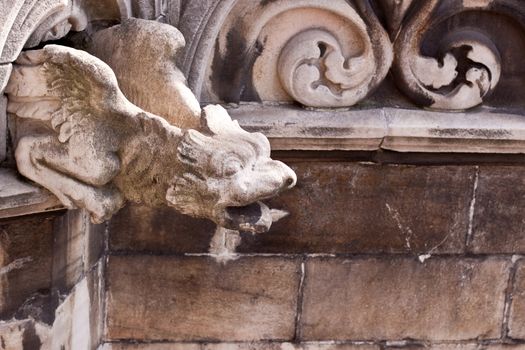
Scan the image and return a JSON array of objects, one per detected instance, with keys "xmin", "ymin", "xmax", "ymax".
[
  {"xmin": 222, "ymin": 201, "xmax": 274, "ymax": 234},
  {"xmin": 270, "ymin": 209, "xmax": 289, "ymax": 222}
]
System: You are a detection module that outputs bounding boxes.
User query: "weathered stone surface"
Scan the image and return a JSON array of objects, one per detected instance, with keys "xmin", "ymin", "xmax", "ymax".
[
  {"xmin": 267, "ymin": 2, "xmax": 392, "ymax": 108},
  {"xmin": 0, "ymin": 64, "xmax": 10, "ymax": 94},
  {"xmin": 380, "ymin": 108, "xmax": 525, "ymax": 154},
  {"xmin": 108, "ymin": 163, "xmax": 475, "ymax": 255},
  {"xmin": 87, "ymin": 19, "xmax": 201, "ymax": 129},
  {"xmin": 301, "ymin": 257, "xmax": 511, "ymax": 341},
  {"xmin": 7, "ymin": 38, "xmax": 295, "ymax": 230},
  {"xmin": 395, "ymin": 26, "xmax": 499, "ymax": 110},
  {"xmin": 51, "ymin": 263, "xmax": 104, "ymax": 350},
  {"xmin": 197, "ymin": 0, "xmax": 394, "ymax": 107},
  {"xmin": 191, "ymin": 0, "xmax": 523, "ymax": 112},
  {"xmin": 509, "ymin": 260, "xmax": 525, "ymax": 339},
  {"xmin": 100, "ymin": 343, "xmax": 379, "ymax": 350},
  {"xmin": 99, "ymin": 343, "xmax": 525, "ymax": 350},
  {"xmin": 231, "ymin": 104, "xmax": 525, "ymax": 154},
  {"xmin": 239, "ymin": 163, "xmax": 475, "ymax": 254},
  {"xmin": 0, "ymin": 318, "xmax": 51, "ymax": 349},
  {"xmin": 52, "ymin": 210, "xmax": 105, "ymax": 292},
  {"xmin": 0, "ymin": 213, "xmax": 58, "ymax": 318},
  {"xmin": 0, "ymin": 95, "xmax": 6, "ymax": 163},
  {"xmin": 105, "ymin": 256, "xmax": 301, "ymax": 342},
  {"xmin": 393, "ymin": 1, "xmax": 513, "ymax": 111},
  {"xmin": 229, "ymin": 104, "xmax": 387, "ymax": 151},
  {"xmin": 470, "ymin": 167, "xmax": 525, "ymax": 254},
  {"xmin": 385, "ymin": 345, "xmax": 525, "ymax": 350},
  {"xmin": 109, "ymin": 204, "xmax": 214, "ymax": 253},
  {"xmin": 0, "ymin": 0, "xmax": 69, "ymax": 63}
]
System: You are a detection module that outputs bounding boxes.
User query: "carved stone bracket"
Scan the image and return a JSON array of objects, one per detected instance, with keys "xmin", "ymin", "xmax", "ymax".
[{"xmin": 230, "ymin": 103, "xmax": 525, "ymax": 153}]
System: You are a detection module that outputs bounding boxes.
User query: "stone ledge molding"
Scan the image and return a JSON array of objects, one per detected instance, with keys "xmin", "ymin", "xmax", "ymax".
[
  {"xmin": 230, "ymin": 104, "xmax": 525, "ymax": 153},
  {"xmin": 0, "ymin": 168, "xmax": 63, "ymax": 219}
]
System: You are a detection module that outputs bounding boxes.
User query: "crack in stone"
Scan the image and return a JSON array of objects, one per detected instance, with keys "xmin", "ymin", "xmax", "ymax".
[
  {"xmin": 385, "ymin": 203, "xmax": 414, "ymax": 250},
  {"xmin": 466, "ymin": 166, "xmax": 480, "ymax": 248}
]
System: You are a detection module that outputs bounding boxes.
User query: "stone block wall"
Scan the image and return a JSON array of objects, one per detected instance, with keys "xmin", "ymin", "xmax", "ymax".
[
  {"xmin": 0, "ymin": 210, "xmax": 106, "ymax": 349},
  {"xmin": 2, "ymin": 1, "xmax": 525, "ymax": 349},
  {"xmin": 1, "ymin": 160, "xmax": 525, "ymax": 349},
  {"xmin": 100, "ymin": 160, "xmax": 525, "ymax": 349},
  {"xmin": 0, "ymin": 214, "xmax": 56, "ymax": 320}
]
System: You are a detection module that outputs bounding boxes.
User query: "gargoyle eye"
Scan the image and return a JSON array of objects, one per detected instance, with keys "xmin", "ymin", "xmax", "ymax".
[{"xmin": 222, "ymin": 158, "xmax": 244, "ymax": 177}]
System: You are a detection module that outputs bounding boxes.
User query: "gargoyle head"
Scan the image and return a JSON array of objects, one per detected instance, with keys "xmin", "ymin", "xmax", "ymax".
[{"xmin": 166, "ymin": 105, "xmax": 296, "ymax": 233}]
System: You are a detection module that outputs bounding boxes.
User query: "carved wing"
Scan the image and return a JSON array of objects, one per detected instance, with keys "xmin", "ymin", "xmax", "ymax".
[
  {"xmin": 5, "ymin": 44, "xmax": 131, "ymax": 142},
  {"xmin": 86, "ymin": 18, "xmax": 202, "ymax": 129}
]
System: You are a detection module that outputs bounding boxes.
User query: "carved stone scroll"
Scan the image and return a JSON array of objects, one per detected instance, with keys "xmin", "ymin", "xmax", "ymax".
[
  {"xmin": 5, "ymin": 20, "xmax": 297, "ymax": 232},
  {"xmin": 200, "ymin": 0, "xmax": 392, "ymax": 108},
  {"xmin": 0, "ymin": 0, "xmax": 68, "ymax": 95},
  {"xmin": 0, "ymin": 0, "xmax": 70, "ymax": 64},
  {"xmin": 392, "ymin": 0, "xmax": 512, "ymax": 110},
  {"xmin": 177, "ymin": 0, "xmax": 525, "ymax": 111},
  {"xmin": 275, "ymin": 0, "xmax": 393, "ymax": 108},
  {"xmin": 273, "ymin": 0, "xmax": 393, "ymax": 108}
]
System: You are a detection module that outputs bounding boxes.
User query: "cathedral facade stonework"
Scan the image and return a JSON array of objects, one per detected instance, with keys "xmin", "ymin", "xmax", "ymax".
[{"xmin": 1, "ymin": 1, "xmax": 525, "ymax": 349}]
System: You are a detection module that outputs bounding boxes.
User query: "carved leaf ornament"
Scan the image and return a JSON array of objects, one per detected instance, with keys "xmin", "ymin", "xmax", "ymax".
[
  {"xmin": 392, "ymin": 0, "xmax": 504, "ymax": 110},
  {"xmin": 282, "ymin": 0, "xmax": 507, "ymax": 110},
  {"xmin": 205, "ymin": 0, "xmax": 519, "ymax": 111},
  {"xmin": 276, "ymin": 1, "xmax": 393, "ymax": 108}
]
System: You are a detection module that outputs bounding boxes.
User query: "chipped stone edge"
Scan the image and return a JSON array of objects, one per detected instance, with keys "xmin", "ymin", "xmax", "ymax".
[{"xmin": 230, "ymin": 104, "xmax": 525, "ymax": 154}]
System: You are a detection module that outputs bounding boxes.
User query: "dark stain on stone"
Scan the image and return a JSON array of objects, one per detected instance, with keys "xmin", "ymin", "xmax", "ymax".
[
  {"xmin": 260, "ymin": 0, "xmax": 279, "ymax": 7},
  {"xmin": 22, "ymin": 322, "xmax": 41, "ymax": 350},
  {"xmin": 109, "ymin": 204, "xmax": 215, "ymax": 254},
  {"xmin": 306, "ymin": 127, "xmax": 356, "ymax": 137},
  {"xmin": 391, "ymin": 65, "xmax": 436, "ymax": 107},
  {"xmin": 1, "ymin": 335, "xmax": 5, "ymax": 349},
  {"xmin": 241, "ymin": 125, "xmax": 274, "ymax": 133},
  {"xmin": 429, "ymin": 128, "xmax": 511, "ymax": 138},
  {"xmin": 14, "ymin": 291, "xmax": 59, "ymax": 326},
  {"xmin": 210, "ymin": 19, "xmax": 263, "ymax": 103}
]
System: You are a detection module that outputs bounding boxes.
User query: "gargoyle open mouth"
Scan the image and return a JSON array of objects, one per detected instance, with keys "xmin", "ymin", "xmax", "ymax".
[{"xmin": 221, "ymin": 201, "xmax": 288, "ymax": 234}]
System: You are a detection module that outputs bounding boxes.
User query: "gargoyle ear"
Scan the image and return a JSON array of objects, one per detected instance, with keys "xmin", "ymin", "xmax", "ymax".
[{"xmin": 200, "ymin": 104, "xmax": 244, "ymax": 135}]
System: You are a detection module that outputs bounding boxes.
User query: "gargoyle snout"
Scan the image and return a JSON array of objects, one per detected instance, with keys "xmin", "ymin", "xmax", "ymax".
[
  {"xmin": 276, "ymin": 160, "xmax": 297, "ymax": 190},
  {"xmin": 231, "ymin": 160, "xmax": 296, "ymax": 206},
  {"xmin": 258, "ymin": 160, "xmax": 296, "ymax": 192}
]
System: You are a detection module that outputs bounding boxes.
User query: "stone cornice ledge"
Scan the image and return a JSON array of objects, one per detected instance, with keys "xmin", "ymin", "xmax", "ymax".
[
  {"xmin": 229, "ymin": 104, "xmax": 525, "ymax": 154},
  {"xmin": 0, "ymin": 168, "xmax": 63, "ymax": 219}
]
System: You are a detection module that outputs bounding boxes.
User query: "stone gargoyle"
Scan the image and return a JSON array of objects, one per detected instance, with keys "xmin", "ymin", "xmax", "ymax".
[{"xmin": 4, "ymin": 19, "xmax": 296, "ymax": 233}]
